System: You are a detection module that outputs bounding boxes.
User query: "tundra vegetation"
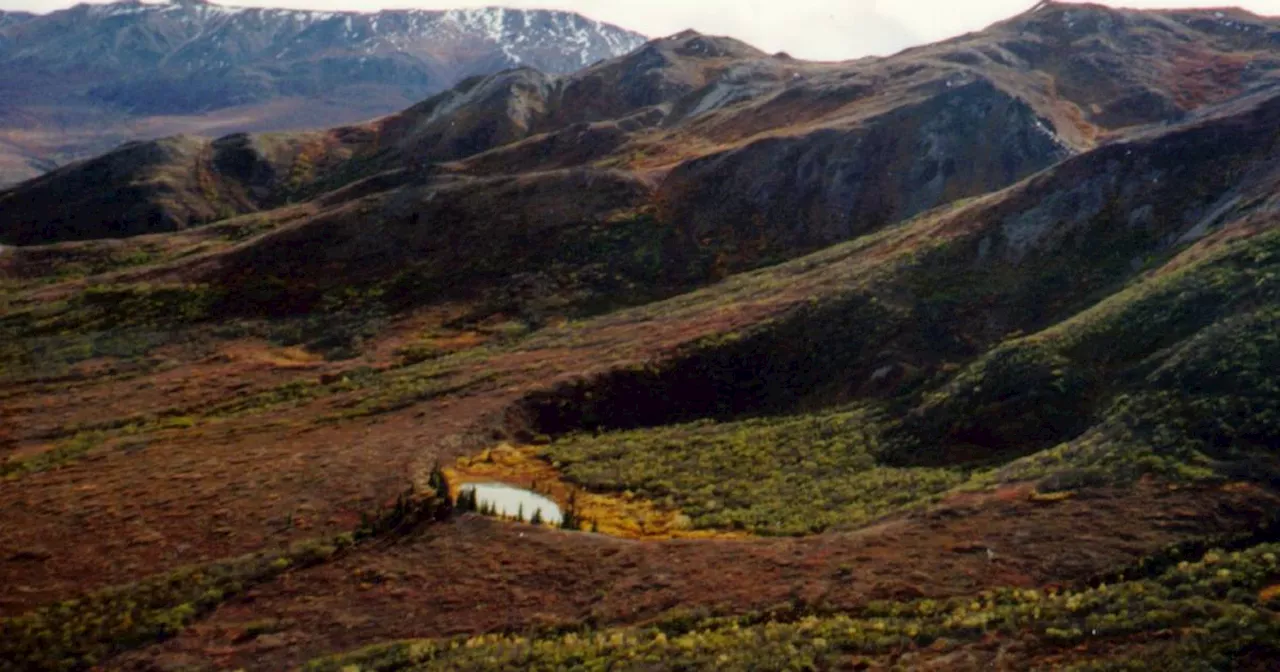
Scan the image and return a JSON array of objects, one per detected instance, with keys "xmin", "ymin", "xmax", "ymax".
[{"xmin": 3, "ymin": 3, "xmax": 1280, "ymax": 669}]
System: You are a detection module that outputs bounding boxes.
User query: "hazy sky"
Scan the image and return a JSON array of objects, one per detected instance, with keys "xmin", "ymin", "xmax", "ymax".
[{"xmin": 2, "ymin": 0, "xmax": 1279, "ymax": 60}]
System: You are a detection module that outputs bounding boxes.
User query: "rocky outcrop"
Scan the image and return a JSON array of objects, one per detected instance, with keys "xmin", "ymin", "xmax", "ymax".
[
  {"xmin": 984, "ymin": 90, "xmax": 1280, "ymax": 263},
  {"xmin": 657, "ymin": 79, "xmax": 1071, "ymax": 256},
  {"xmin": 372, "ymin": 32, "xmax": 772, "ymax": 163},
  {"xmin": 539, "ymin": 33, "xmax": 768, "ymax": 130}
]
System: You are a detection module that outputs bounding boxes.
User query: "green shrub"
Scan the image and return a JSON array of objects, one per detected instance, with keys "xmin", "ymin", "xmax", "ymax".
[
  {"xmin": 541, "ymin": 406, "xmax": 965, "ymax": 535},
  {"xmin": 899, "ymin": 339, "xmax": 1096, "ymax": 462}
]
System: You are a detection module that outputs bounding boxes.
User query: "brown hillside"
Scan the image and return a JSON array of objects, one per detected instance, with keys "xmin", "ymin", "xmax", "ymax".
[{"xmin": 2, "ymin": 5, "xmax": 1280, "ymax": 671}]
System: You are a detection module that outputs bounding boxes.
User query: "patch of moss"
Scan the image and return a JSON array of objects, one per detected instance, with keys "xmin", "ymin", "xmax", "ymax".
[
  {"xmin": 47, "ymin": 247, "xmax": 159, "ymax": 279},
  {"xmin": 0, "ymin": 283, "xmax": 225, "ymax": 379},
  {"xmin": 0, "ymin": 432, "xmax": 105, "ymax": 479}
]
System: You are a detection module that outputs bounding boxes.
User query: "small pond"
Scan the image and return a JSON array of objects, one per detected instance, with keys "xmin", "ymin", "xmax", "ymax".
[{"xmin": 460, "ymin": 482, "xmax": 563, "ymax": 525}]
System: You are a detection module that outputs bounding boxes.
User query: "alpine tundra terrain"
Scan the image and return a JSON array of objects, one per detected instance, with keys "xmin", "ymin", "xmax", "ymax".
[
  {"xmin": 0, "ymin": 0, "xmax": 645, "ymax": 186},
  {"xmin": 3, "ymin": 1, "xmax": 1280, "ymax": 669}
]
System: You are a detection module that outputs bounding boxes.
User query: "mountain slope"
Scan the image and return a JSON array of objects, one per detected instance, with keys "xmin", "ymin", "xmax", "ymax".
[
  {"xmin": 934, "ymin": 1, "xmax": 1280, "ymax": 129},
  {"xmin": 0, "ymin": 9, "xmax": 34, "ymax": 29},
  {"xmin": 7, "ymin": 2, "xmax": 1278, "ymax": 252},
  {"xmin": 0, "ymin": 0, "xmax": 645, "ymax": 186},
  {"xmin": 4, "ymin": 82, "xmax": 1278, "ymax": 670},
  {"xmin": 3, "ymin": 5, "xmax": 1280, "ymax": 671}
]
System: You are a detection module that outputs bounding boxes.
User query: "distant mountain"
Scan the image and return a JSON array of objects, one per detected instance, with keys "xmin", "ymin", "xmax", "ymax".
[
  {"xmin": 0, "ymin": 0, "xmax": 646, "ymax": 185},
  {"xmin": 0, "ymin": 9, "xmax": 35, "ymax": 29},
  {"xmin": 6, "ymin": 2, "xmax": 1277, "ymax": 249}
]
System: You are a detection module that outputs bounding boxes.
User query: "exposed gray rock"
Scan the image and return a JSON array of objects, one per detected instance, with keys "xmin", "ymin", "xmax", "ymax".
[{"xmin": 659, "ymin": 79, "xmax": 1071, "ymax": 253}]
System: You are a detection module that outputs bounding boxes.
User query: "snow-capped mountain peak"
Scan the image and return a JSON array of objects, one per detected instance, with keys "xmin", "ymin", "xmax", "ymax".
[{"xmin": 0, "ymin": 1, "xmax": 647, "ymax": 114}]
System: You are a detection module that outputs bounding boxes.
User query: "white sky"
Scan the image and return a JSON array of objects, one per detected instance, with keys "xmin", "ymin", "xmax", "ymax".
[{"xmin": 2, "ymin": 0, "xmax": 1278, "ymax": 60}]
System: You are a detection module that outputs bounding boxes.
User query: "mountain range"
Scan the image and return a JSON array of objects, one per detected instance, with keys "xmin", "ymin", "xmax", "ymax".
[
  {"xmin": 3, "ymin": 2, "xmax": 1280, "ymax": 670},
  {"xmin": 0, "ymin": 0, "xmax": 645, "ymax": 185}
]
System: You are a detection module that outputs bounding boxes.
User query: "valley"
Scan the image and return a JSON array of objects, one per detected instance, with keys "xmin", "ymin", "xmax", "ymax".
[{"xmin": 2, "ymin": 1, "xmax": 1280, "ymax": 669}]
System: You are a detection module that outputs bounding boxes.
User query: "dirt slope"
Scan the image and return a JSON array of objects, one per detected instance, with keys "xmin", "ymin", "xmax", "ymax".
[{"xmin": 2, "ymin": 4, "xmax": 1280, "ymax": 671}]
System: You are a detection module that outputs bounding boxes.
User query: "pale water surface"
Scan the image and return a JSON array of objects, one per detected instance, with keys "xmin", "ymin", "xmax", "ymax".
[{"xmin": 460, "ymin": 482, "xmax": 563, "ymax": 525}]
